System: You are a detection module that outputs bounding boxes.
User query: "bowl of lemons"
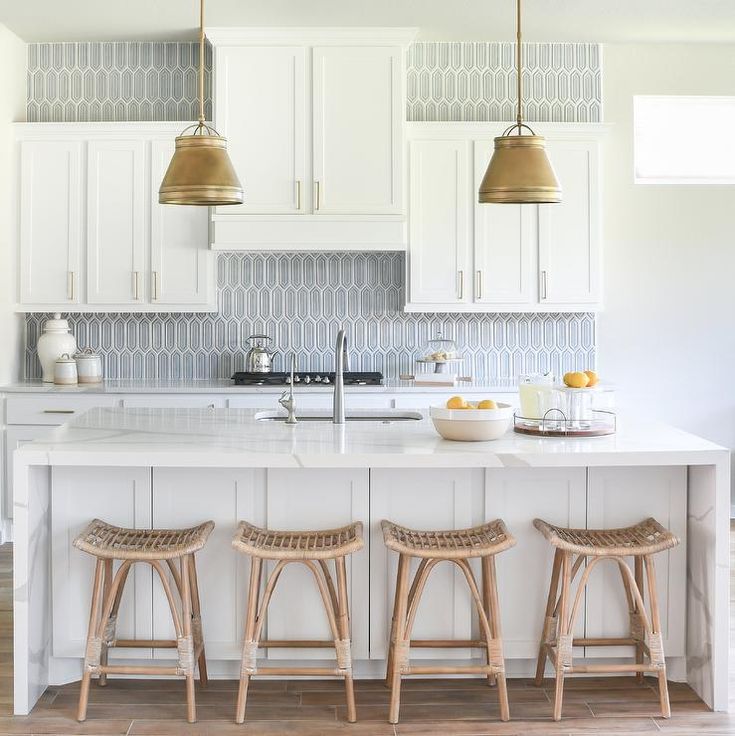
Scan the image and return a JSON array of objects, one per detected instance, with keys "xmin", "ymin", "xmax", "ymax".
[{"xmin": 430, "ymin": 396, "xmax": 514, "ymax": 441}]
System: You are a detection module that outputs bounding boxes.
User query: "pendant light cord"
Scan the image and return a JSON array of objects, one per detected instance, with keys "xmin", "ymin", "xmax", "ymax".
[
  {"xmin": 198, "ymin": 0, "xmax": 205, "ymax": 126},
  {"xmin": 515, "ymin": 0, "xmax": 523, "ymax": 132}
]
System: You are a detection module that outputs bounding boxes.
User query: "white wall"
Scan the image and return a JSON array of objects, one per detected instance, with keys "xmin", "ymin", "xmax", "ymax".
[
  {"xmin": 599, "ymin": 43, "xmax": 735, "ymax": 498},
  {"xmin": 0, "ymin": 24, "xmax": 26, "ymax": 384}
]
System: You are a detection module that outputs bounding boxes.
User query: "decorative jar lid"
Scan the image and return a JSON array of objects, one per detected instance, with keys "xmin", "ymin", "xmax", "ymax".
[
  {"xmin": 73, "ymin": 347, "xmax": 101, "ymax": 361},
  {"xmin": 43, "ymin": 312, "xmax": 71, "ymax": 332},
  {"xmin": 55, "ymin": 353, "xmax": 76, "ymax": 365}
]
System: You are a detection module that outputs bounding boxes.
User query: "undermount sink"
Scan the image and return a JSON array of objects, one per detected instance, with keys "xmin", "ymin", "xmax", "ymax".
[{"xmin": 255, "ymin": 410, "xmax": 423, "ymax": 423}]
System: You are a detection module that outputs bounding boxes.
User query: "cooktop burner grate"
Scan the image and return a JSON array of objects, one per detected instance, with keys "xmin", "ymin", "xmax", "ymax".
[{"xmin": 232, "ymin": 371, "xmax": 383, "ymax": 387}]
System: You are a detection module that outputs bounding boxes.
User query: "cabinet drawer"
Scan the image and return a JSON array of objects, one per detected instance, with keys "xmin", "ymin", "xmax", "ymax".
[
  {"xmin": 121, "ymin": 396, "xmax": 226, "ymax": 409},
  {"xmin": 5, "ymin": 395, "xmax": 118, "ymax": 425}
]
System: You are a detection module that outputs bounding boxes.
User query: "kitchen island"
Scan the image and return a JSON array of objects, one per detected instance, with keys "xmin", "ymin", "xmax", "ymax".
[{"xmin": 12, "ymin": 407, "xmax": 730, "ymax": 716}]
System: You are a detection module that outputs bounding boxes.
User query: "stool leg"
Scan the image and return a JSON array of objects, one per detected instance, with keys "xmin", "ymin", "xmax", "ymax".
[
  {"xmin": 483, "ymin": 556, "xmax": 509, "ymax": 722},
  {"xmin": 634, "ymin": 556, "xmax": 645, "ymax": 685},
  {"xmin": 535, "ymin": 549, "xmax": 562, "ymax": 687},
  {"xmin": 644, "ymin": 555, "xmax": 671, "ymax": 719},
  {"xmin": 388, "ymin": 553, "xmax": 411, "ymax": 725},
  {"xmin": 481, "ymin": 557, "xmax": 496, "ymax": 688},
  {"xmin": 236, "ymin": 556, "xmax": 262, "ymax": 724},
  {"xmin": 98, "ymin": 559, "xmax": 113, "ymax": 687},
  {"xmin": 180, "ymin": 554, "xmax": 197, "ymax": 723},
  {"xmin": 335, "ymin": 556, "xmax": 357, "ymax": 723},
  {"xmin": 553, "ymin": 552, "xmax": 572, "ymax": 722},
  {"xmin": 188, "ymin": 554, "xmax": 208, "ymax": 687},
  {"xmin": 78, "ymin": 559, "xmax": 105, "ymax": 722}
]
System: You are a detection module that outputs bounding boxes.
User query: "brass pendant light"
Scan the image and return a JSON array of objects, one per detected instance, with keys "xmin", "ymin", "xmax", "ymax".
[
  {"xmin": 478, "ymin": 0, "xmax": 561, "ymax": 204},
  {"xmin": 159, "ymin": 0, "xmax": 243, "ymax": 205}
]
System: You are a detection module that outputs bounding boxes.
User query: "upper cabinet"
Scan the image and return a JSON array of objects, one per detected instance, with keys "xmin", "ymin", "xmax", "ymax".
[
  {"xmin": 15, "ymin": 123, "xmax": 215, "ymax": 313},
  {"xmin": 405, "ymin": 122, "xmax": 608, "ymax": 313},
  {"xmin": 207, "ymin": 28, "xmax": 416, "ymax": 251}
]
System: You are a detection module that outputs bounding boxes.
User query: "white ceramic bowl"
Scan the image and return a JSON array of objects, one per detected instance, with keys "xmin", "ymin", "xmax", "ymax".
[{"xmin": 430, "ymin": 403, "xmax": 514, "ymax": 442}]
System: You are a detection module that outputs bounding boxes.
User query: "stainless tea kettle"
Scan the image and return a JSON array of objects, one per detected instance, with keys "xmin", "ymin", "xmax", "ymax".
[{"xmin": 245, "ymin": 335, "xmax": 277, "ymax": 373}]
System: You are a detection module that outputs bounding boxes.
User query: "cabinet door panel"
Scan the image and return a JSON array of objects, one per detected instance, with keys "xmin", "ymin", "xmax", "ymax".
[
  {"xmin": 408, "ymin": 140, "xmax": 471, "ymax": 304},
  {"xmin": 538, "ymin": 141, "xmax": 600, "ymax": 305},
  {"xmin": 473, "ymin": 142, "xmax": 536, "ymax": 305},
  {"xmin": 151, "ymin": 140, "xmax": 211, "ymax": 305},
  {"xmin": 265, "ymin": 469, "xmax": 369, "ymax": 660},
  {"xmin": 87, "ymin": 140, "xmax": 146, "ymax": 304},
  {"xmin": 19, "ymin": 141, "xmax": 82, "ymax": 305},
  {"xmin": 151, "ymin": 468, "xmax": 265, "ymax": 659},
  {"xmin": 215, "ymin": 46, "xmax": 307, "ymax": 214},
  {"xmin": 485, "ymin": 468, "xmax": 586, "ymax": 659},
  {"xmin": 370, "ymin": 468, "xmax": 485, "ymax": 660},
  {"xmin": 313, "ymin": 46, "xmax": 402, "ymax": 214},
  {"xmin": 585, "ymin": 466, "xmax": 686, "ymax": 657},
  {"xmin": 51, "ymin": 467, "xmax": 152, "ymax": 658}
]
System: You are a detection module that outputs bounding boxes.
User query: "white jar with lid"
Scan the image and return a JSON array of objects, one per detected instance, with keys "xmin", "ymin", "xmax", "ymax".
[
  {"xmin": 54, "ymin": 354, "xmax": 78, "ymax": 385},
  {"xmin": 37, "ymin": 313, "xmax": 77, "ymax": 383},
  {"xmin": 74, "ymin": 348, "xmax": 103, "ymax": 384}
]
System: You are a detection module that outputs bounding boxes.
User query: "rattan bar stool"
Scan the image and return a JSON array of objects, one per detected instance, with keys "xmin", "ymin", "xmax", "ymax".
[
  {"xmin": 382, "ymin": 519, "xmax": 516, "ymax": 725},
  {"xmin": 232, "ymin": 520, "xmax": 364, "ymax": 724},
  {"xmin": 74, "ymin": 518, "xmax": 214, "ymax": 723},
  {"xmin": 533, "ymin": 516, "xmax": 680, "ymax": 721}
]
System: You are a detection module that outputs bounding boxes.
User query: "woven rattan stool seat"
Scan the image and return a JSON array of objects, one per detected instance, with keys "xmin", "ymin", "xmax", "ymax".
[
  {"xmin": 232, "ymin": 521, "xmax": 364, "ymax": 560},
  {"xmin": 73, "ymin": 518, "xmax": 215, "ymax": 561},
  {"xmin": 381, "ymin": 519, "xmax": 515, "ymax": 559},
  {"xmin": 533, "ymin": 517, "xmax": 679, "ymax": 557}
]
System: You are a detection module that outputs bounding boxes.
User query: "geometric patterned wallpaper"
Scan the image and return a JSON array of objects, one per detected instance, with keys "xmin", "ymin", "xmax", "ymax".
[
  {"xmin": 24, "ymin": 253, "xmax": 596, "ymax": 382},
  {"xmin": 27, "ymin": 42, "xmax": 212, "ymax": 122},
  {"xmin": 407, "ymin": 42, "xmax": 602, "ymax": 122}
]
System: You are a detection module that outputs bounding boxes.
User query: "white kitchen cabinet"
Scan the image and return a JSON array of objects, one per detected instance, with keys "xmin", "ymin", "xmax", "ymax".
[
  {"xmin": 265, "ymin": 468, "xmax": 370, "ymax": 660},
  {"xmin": 14, "ymin": 123, "xmax": 215, "ymax": 312},
  {"xmin": 121, "ymin": 395, "xmax": 226, "ymax": 410},
  {"xmin": 370, "ymin": 468, "xmax": 485, "ymax": 660},
  {"xmin": 215, "ymin": 46, "xmax": 307, "ymax": 215},
  {"xmin": 405, "ymin": 123, "xmax": 607, "ymax": 313},
  {"xmin": 151, "ymin": 468, "xmax": 266, "ymax": 660},
  {"xmin": 19, "ymin": 140, "xmax": 83, "ymax": 305},
  {"xmin": 484, "ymin": 468, "xmax": 587, "ymax": 659},
  {"xmin": 51, "ymin": 466, "xmax": 153, "ymax": 659},
  {"xmin": 473, "ymin": 142, "xmax": 536, "ymax": 306},
  {"xmin": 539, "ymin": 140, "xmax": 601, "ymax": 305},
  {"xmin": 584, "ymin": 466, "xmax": 687, "ymax": 658},
  {"xmin": 87, "ymin": 140, "xmax": 146, "ymax": 305},
  {"xmin": 408, "ymin": 139, "xmax": 472, "ymax": 305},
  {"xmin": 312, "ymin": 46, "xmax": 402, "ymax": 215},
  {"xmin": 208, "ymin": 29, "xmax": 414, "ymax": 251}
]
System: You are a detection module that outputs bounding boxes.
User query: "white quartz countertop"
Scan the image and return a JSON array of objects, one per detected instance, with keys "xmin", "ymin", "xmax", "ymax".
[
  {"xmin": 14, "ymin": 406, "xmax": 729, "ymax": 470},
  {"xmin": 0, "ymin": 379, "xmax": 517, "ymax": 394}
]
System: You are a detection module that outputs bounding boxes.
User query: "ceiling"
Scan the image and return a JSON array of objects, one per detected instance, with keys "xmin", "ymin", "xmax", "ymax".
[{"xmin": 2, "ymin": 0, "xmax": 735, "ymax": 43}]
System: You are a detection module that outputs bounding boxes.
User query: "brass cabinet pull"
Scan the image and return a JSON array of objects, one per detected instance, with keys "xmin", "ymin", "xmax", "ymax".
[
  {"xmin": 314, "ymin": 180, "xmax": 320, "ymax": 210},
  {"xmin": 152, "ymin": 271, "xmax": 159, "ymax": 300},
  {"xmin": 296, "ymin": 180, "xmax": 302, "ymax": 210},
  {"xmin": 67, "ymin": 271, "xmax": 76, "ymax": 301},
  {"xmin": 133, "ymin": 271, "xmax": 140, "ymax": 300},
  {"xmin": 541, "ymin": 270, "xmax": 548, "ymax": 300},
  {"xmin": 476, "ymin": 270, "xmax": 483, "ymax": 299},
  {"xmin": 457, "ymin": 270, "xmax": 464, "ymax": 300}
]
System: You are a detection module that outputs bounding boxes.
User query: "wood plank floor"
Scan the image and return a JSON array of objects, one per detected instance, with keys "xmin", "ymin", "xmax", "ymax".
[{"xmin": 0, "ymin": 536, "xmax": 733, "ymax": 735}]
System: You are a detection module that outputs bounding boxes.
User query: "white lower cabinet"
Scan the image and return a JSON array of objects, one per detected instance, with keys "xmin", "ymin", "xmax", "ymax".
[
  {"xmin": 484, "ymin": 468, "xmax": 587, "ymax": 659},
  {"xmin": 264, "ymin": 469, "xmax": 370, "ymax": 660},
  {"xmin": 584, "ymin": 466, "xmax": 687, "ymax": 657},
  {"xmin": 51, "ymin": 467, "xmax": 153, "ymax": 659},
  {"xmin": 370, "ymin": 468, "xmax": 486, "ymax": 660},
  {"xmin": 150, "ymin": 468, "xmax": 266, "ymax": 660}
]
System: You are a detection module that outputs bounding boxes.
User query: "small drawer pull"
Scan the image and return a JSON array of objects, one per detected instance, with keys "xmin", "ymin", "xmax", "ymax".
[{"xmin": 42, "ymin": 409, "xmax": 75, "ymax": 414}]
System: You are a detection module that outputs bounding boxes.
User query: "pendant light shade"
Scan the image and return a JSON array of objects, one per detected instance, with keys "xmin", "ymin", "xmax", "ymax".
[
  {"xmin": 478, "ymin": 134, "xmax": 561, "ymax": 204},
  {"xmin": 478, "ymin": 0, "xmax": 561, "ymax": 205},
  {"xmin": 159, "ymin": 0, "xmax": 243, "ymax": 206}
]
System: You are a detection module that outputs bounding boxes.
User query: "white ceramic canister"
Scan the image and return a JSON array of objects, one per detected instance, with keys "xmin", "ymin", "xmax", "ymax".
[
  {"xmin": 54, "ymin": 354, "xmax": 78, "ymax": 385},
  {"xmin": 74, "ymin": 348, "xmax": 103, "ymax": 384},
  {"xmin": 37, "ymin": 313, "xmax": 77, "ymax": 383}
]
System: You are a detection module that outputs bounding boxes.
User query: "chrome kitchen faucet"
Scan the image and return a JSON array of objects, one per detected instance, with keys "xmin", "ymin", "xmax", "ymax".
[{"xmin": 333, "ymin": 328, "xmax": 350, "ymax": 424}]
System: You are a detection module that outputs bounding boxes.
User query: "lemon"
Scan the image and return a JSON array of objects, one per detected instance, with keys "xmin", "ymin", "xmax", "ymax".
[
  {"xmin": 584, "ymin": 370, "xmax": 599, "ymax": 387},
  {"xmin": 563, "ymin": 371, "xmax": 590, "ymax": 389},
  {"xmin": 477, "ymin": 399, "xmax": 498, "ymax": 409},
  {"xmin": 446, "ymin": 395, "xmax": 467, "ymax": 409}
]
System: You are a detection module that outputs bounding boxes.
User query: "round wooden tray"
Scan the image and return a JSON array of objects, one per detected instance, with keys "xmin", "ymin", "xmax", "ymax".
[{"xmin": 513, "ymin": 411, "xmax": 616, "ymax": 438}]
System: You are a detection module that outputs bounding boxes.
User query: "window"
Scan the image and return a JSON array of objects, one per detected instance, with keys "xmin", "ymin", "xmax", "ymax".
[{"xmin": 634, "ymin": 96, "xmax": 735, "ymax": 184}]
